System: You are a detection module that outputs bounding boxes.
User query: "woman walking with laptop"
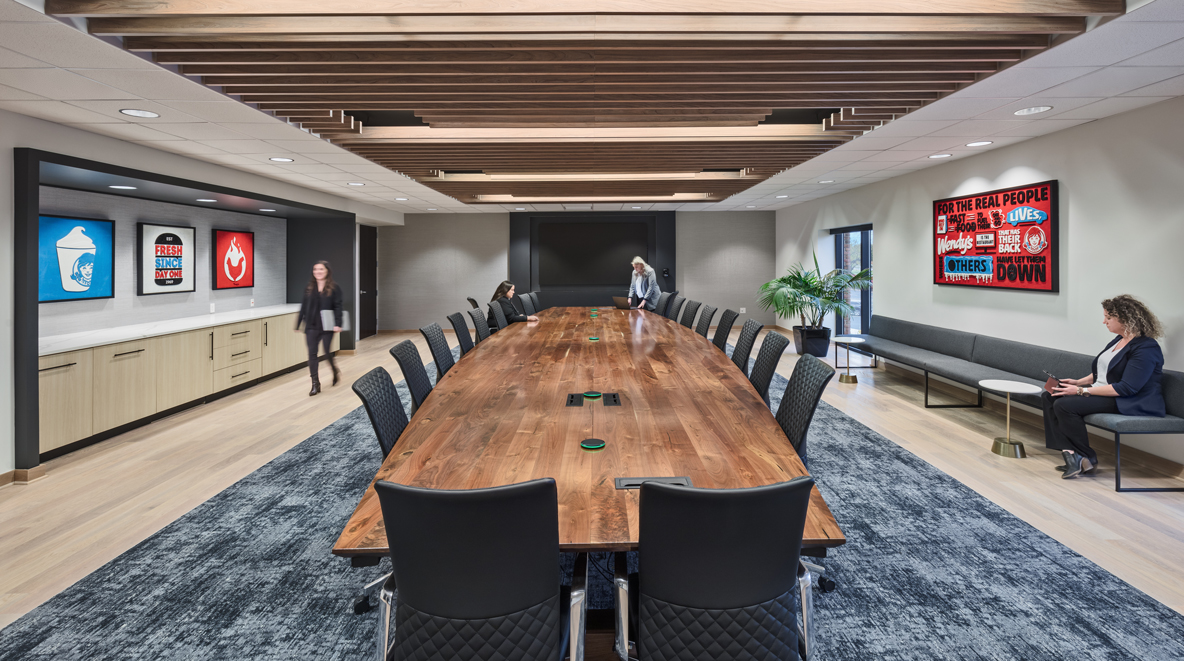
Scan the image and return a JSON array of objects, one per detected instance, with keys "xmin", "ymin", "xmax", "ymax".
[{"xmin": 295, "ymin": 260, "xmax": 342, "ymax": 396}]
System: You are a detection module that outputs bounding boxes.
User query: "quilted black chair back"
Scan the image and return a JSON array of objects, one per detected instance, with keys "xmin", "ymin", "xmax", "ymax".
[
  {"xmin": 679, "ymin": 300, "xmax": 701, "ymax": 329},
  {"xmin": 665, "ymin": 295, "xmax": 685, "ymax": 321},
  {"xmin": 653, "ymin": 292, "xmax": 671, "ymax": 316},
  {"xmin": 351, "ymin": 366, "xmax": 409, "ymax": 459},
  {"xmin": 447, "ymin": 312, "xmax": 474, "ymax": 356},
  {"xmin": 488, "ymin": 300, "xmax": 509, "ymax": 331},
  {"xmin": 775, "ymin": 353, "xmax": 835, "ymax": 468},
  {"xmin": 731, "ymin": 318, "xmax": 764, "ymax": 376},
  {"xmin": 527, "ymin": 292, "xmax": 542, "ymax": 311},
  {"xmin": 636, "ymin": 477, "xmax": 814, "ymax": 661},
  {"xmin": 468, "ymin": 308, "xmax": 492, "ymax": 342},
  {"xmin": 749, "ymin": 330, "xmax": 790, "ymax": 405},
  {"xmin": 375, "ymin": 478, "xmax": 566, "ymax": 661},
  {"xmin": 521, "ymin": 293, "xmax": 537, "ymax": 316},
  {"xmin": 419, "ymin": 322, "xmax": 455, "ymax": 381},
  {"xmin": 712, "ymin": 309, "xmax": 739, "ymax": 352},
  {"xmin": 695, "ymin": 305, "xmax": 717, "ymax": 338},
  {"xmin": 390, "ymin": 339, "xmax": 433, "ymax": 414},
  {"xmin": 467, "ymin": 297, "xmax": 480, "ymax": 310},
  {"xmin": 660, "ymin": 289, "xmax": 679, "ymax": 316}
]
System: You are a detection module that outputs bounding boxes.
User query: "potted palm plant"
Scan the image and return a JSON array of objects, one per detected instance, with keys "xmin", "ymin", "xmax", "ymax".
[{"xmin": 757, "ymin": 252, "xmax": 872, "ymax": 357}]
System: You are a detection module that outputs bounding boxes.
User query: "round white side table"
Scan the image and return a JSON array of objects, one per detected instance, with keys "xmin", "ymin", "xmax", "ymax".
[
  {"xmin": 978, "ymin": 379, "xmax": 1044, "ymax": 458},
  {"xmin": 833, "ymin": 337, "xmax": 866, "ymax": 384}
]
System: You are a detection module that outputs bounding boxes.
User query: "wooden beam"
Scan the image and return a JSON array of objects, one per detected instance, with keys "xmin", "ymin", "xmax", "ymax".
[
  {"xmin": 252, "ymin": 99, "xmax": 931, "ymax": 110},
  {"xmin": 225, "ymin": 83, "xmax": 960, "ymax": 95},
  {"xmin": 242, "ymin": 93, "xmax": 935, "ymax": 105},
  {"xmin": 49, "ymin": 0, "xmax": 1124, "ymax": 17},
  {"xmin": 332, "ymin": 124, "xmax": 851, "ymax": 141},
  {"xmin": 182, "ymin": 62, "xmax": 1002, "ymax": 76},
  {"xmin": 204, "ymin": 72, "xmax": 981, "ymax": 86},
  {"xmin": 87, "ymin": 15, "xmax": 1087, "ymax": 37}
]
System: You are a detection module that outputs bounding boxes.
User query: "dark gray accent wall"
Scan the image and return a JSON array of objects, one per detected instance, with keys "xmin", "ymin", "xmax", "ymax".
[{"xmin": 287, "ymin": 217, "xmax": 357, "ymax": 350}]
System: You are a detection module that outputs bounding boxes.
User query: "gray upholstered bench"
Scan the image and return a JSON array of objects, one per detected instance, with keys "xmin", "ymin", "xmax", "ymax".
[{"xmin": 850, "ymin": 315, "xmax": 1184, "ymax": 492}]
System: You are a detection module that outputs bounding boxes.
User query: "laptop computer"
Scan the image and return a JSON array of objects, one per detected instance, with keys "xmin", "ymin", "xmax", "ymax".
[{"xmin": 612, "ymin": 296, "xmax": 634, "ymax": 310}]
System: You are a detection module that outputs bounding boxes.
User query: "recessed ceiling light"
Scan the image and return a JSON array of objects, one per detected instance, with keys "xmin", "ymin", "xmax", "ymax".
[
  {"xmin": 259, "ymin": 208, "xmax": 276, "ymax": 212},
  {"xmin": 515, "ymin": 207, "xmax": 526, "ymax": 210},
  {"xmin": 966, "ymin": 141, "xmax": 993, "ymax": 147},
  {"xmin": 196, "ymin": 198, "xmax": 216, "ymax": 202},
  {"xmin": 347, "ymin": 182, "xmax": 365, "ymax": 186},
  {"xmin": 1014, "ymin": 106, "xmax": 1052, "ymax": 116},
  {"xmin": 119, "ymin": 108, "xmax": 159, "ymax": 118},
  {"xmin": 746, "ymin": 205, "xmax": 756, "ymax": 208},
  {"xmin": 395, "ymin": 197, "xmax": 408, "ymax": 201},
  {"xmin": 427, "ymin": 208, "xmax": 437, "ymax": 211},
  {"xmin": 929, "ymin": 154, "xmax": 953, "ymax": 159},
  {"xmin": 818, "ymin": 180, "xmax": 835, "ymax": 184},
  {"xmin": 776, "ymin": 195, "xmax": 789, "ymax": 198},
  {"xmin": 108, "ymin": 185, "xmax": 137, "ymax": 190},
  {"xmin": 269, "ymin": 157, "xmax": 294, "ymax": 162},
  {"xmin": 631, "ymin": 206, "xmax": 642, "ymax": 209}
]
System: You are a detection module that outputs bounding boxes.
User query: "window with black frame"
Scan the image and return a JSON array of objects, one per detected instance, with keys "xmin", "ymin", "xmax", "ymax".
[{"xmin": 832, "ymin": 224, "xmax": 873, "ymax": 335}]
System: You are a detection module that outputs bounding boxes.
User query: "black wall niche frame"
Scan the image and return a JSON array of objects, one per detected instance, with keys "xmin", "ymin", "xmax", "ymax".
[{"xmin": 14, "ymin": 148, "xmax": 359, "ymax": 471}]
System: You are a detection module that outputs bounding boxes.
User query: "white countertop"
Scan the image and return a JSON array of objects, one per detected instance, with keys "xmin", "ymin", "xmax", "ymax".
[{"xmin": 39, "ymin": 304, "xmax": 301, "ymax": 356}]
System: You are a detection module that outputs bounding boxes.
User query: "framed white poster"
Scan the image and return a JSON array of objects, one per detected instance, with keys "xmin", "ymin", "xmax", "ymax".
[{"xmin": 137, "ymin": 222, "xmax": 196, "ymax": 295}]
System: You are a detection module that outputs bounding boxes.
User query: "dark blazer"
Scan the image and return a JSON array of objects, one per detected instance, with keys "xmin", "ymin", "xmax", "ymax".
[
  {"xmin": 487, "ymin": 296, "xmax": 528, "ymax": 329},
  {"xmin": 1092, "ymin": 335, "xmax": 1165, "ymax": 417},
  {"xmin": 296, "ymin": 283, "xmax": 343, "ymax": 332}
]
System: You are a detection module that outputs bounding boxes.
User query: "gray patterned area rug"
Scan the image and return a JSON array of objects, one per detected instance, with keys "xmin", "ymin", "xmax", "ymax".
[{"xmin": 2, "ymin": 349, "xmax": 1184, "ymax": 660}]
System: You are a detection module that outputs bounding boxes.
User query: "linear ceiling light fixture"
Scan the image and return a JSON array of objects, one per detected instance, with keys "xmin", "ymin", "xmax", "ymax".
[
  {"xmin": 1014, "ymin": 106, "xmax": 1053, "ymax": 116},
  {"xmin": 967, "ymin": 141, "xmax": 994, "ymax": 147},
  {"xmin": 120, "ymin": 109, "xmax": 159, "ymax": 118},
  {"xmin": 476, "ymin": 193, "xmax": 711, "ymax": 203},
  {"xmin": 929, "ymin": 154, "xmax": 953, "ymax": 159},
  {"xmin": 108, "ymin": 185, "xmax": 137, "ymax": 190},
  {"xmin": 269, "ymin": 157, "xmax": 294, "ymax": 162},
  {"xmin": 430, "ymin": 170, "xmax": 750, "ymax": 182}
]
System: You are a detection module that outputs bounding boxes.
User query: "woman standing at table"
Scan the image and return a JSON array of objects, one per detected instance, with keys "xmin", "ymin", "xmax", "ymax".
[
  {"xmin": 295, "ymin": 260, "xmax": 342, "ymax": 396},
  {"xmin": 1045, "ymin": 295, "xmax": 1166, "ymax": 479},
  {"xmin": 627, "ymin": 256, "xmax": 660, "ymax": 311},
  {"xmin": 488, "ymin": 280, "xmax": 539, "ymax": 329}
]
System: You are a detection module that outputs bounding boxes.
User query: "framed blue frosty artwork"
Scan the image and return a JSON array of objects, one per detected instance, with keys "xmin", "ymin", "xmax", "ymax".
[{"xmin": 38, "ymin": 216, "xmax": 115, "ymax": 303}]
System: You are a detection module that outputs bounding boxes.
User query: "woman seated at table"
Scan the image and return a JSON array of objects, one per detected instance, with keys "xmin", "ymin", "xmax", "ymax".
[
  {"xmin": 627, "ymin": 256, "xmax": 660, "ymax": 311},
  {"xmin": 1044, "ymin": 295, "xmax": 1165, "ymax": 479},
  {"xmin": 488, "ymin": 280, "xmax": 539, "ymax": 328}
]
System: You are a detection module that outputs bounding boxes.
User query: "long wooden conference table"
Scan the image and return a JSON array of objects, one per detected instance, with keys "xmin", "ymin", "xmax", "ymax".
[{"xmin": 334, "ymin": 307, "xmax": 845, "ymax": 558}]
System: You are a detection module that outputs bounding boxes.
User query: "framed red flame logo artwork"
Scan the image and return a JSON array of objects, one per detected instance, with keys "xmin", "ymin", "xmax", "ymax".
[{"xmin": 212, "ymin": 229, "xmax": 255, "ymax": 289}]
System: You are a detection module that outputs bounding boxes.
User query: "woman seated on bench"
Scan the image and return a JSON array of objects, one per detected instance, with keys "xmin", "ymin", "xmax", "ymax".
[{"xmin": 1044, "ymin": 295, "xmax": 1165, "ymax": 479}]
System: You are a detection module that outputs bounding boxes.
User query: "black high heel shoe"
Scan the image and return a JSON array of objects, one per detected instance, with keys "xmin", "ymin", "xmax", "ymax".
[
  {"xmin": 1062, "ymin": 452, "xmax": 1085, "ymax": 479},
  {"xmin": 310, "ymin": 381, "xmax": 321, "ymax": 396},
  {"xmin": 1055, "ymin": 451, "xmax": 1070, "ymax": 472},
  {"xmin": 332, "ymin": 367, "xmax": 341, "ymax": 386}
]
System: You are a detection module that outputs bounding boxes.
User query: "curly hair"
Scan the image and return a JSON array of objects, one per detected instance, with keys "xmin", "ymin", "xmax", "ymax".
[{"xmin": 1101, "ymin": 294, "xmax": 1163, "ymax": 339}]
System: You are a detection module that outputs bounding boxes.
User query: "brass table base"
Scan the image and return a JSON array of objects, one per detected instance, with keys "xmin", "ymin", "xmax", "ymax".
[
  {"xmin": 838, "ymin": 374, "xmax": 858, "ymax": 384},
  {"xmin": 992, "ymin": 438, "xmax": 1027, "ymax": 459}
]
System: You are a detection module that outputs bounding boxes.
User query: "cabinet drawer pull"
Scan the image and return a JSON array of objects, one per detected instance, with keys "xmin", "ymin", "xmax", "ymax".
[
  {"xmin": 231, "ymin": 330, "xmax": 251, "ymax": 336},
  {"xmin": 232, "ymin": 370, "xmax": 251, "ymax": 379},
  {"xmin": 39, "ymin": 362, "xmax": 77, "ymax": 372},
  {"xmin": 210, "ymin": 332, "xmax": 214, "ymax": 360},
  {"xmin": 114, "ymin": 349, "xmax": 145, "ymax": 358},
  {"xmin": 231, "ymin": 350, "xmax": 251, "ymax": 357},
  {"xmin": 264, "ymin": 322, "xmax": 268, "ymax": 346}
]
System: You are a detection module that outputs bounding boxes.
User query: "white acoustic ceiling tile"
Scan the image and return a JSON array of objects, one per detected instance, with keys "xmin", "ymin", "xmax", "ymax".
[
  {"xmin": 63, "ymin": 99, "xmax": 204, "ymax": 123},
  {"xmin": 1038, "ymin": 66, "xmax": 1184, "ymax": 97},
  {"xmin": 74, "ymin": 69, "xmax": 224, "ymax": 101},
  {"xmin": 0, "ymin": 45, "xmax": 50, "ymax": 68},
  {"xmin": 899, "ymin": 97, "xmax": 1021, "ymax": 121},
  {"xmin": 341, "ymin": 163, "xmax": 395, "ymax": 174},
  {"xmin": 1051, "ymin": 96, "xmax": 1171, "ymax": 119},
  {"xmin": 158, "ymin": 100, "xmax": 274, "ymax": 123},
  {"xmin": 0, "ymin": 82, "xmax": 45, "ymax": 101},
  {"xmin": 215, "ymin": 122, "xmax": 310, "ymax": 140},
  {"xmin": 972, "ymin": 96, "xmax": 1102, "ymax": 120},
  {"xmin": 0, "ymin": 23, "xmax": 155, "ymax": 69},
  {"xmin": 202, "ymin": 154, "xmax": 262, "ymax": 166},
  {"xmin": 1015, "ymin": 22, "xmax": 1184, "ymax": 67},
  {"xmin": 928, "ymin": 119, "xmax": 1032, "ymax": 136},
  {"xmin": 274, "ymin": 163, "xmax": 346, "ymax": 174},
  {"xmin": 265, "ymin": 139, "xmax": 352, "ymax": 153},
  {"xmin": 66, "ymin": 122, "xmax": 184, "ymax": 141},
  {"xmin": 952, "ymin": 67, "xmax": 1101, "ymax": 98},
  {"xmin": 855, "ymin": 119, "xmax": 961, "ymax": 137},
  {"xmin": 858, "ymin": 150, "xmax": 938, "ymax": 162},
  {"xmin": 148, "ymin": 122, "xmax": 255, "ymax": 140},
  {"xmin": 0, "ymin": 99, "xmax": 123, "ymax": 123},
  {"xmin": 308, "ymin": 153, "xmax": 373, "ymax": 165},
  {"xmin": 593, "ymin": 203, "xmax": 624, "ymax": 211},
  {"xmin": 314, "ymin": 173, "xmax": 364, "ymax": 181},
  {"xmin": 1120, "ymin": 37, "xmax": 1184, "ymax": 66},
  {"xmin": 894, "ymin": 136, "xmax": 982, "ymax": 152},
  {"xmin": 841, "ymin": 135, "xmax": 916, "ymax": 150},
  {"xmin": 196, "ymin": 139, "xmax": 282, "ymax": 154},
  {"xmin": 1124, "ymin": 1, "xmax": 1184, "ymax": 22},
  {"xmin": 992, "ymin": 118, "xmax": 1094, "ymax": 136},
  {"xmin": 835, "ymin": 162, "xmax": 890, "ymax": 171},
  {"xmin": 1122, "ymin": 72, "xmax": 1184, "ymax": 96},
  {"xmin": 0, "ymin": 68, "xmax": 134, "ymax": 100},
  {"xmin": 134, "ymin": 140, "xmax": 228, "ymax": 155}
]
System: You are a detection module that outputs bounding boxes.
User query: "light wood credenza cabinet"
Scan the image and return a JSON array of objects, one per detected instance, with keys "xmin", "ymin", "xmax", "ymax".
[{"xmin": 38, "ymin": 310, "xmax": 337, "ymax": 455}]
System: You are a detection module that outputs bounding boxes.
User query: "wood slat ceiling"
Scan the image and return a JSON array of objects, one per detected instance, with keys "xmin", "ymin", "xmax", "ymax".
[{"xmin": 48, "ymin": 0, "xmax": 1123, "ymax": 205}]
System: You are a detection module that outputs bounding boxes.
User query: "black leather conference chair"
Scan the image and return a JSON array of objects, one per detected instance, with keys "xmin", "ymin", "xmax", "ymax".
[
  {"xmin": 653, "ymin": 292, "xmax": 671, "ymax": 315},
  {"xmin": 374, "ymin": 478, "xmax": 587, "ymax": 661},
  {"xmin": 750, "ymin": 330, "xmax": 791, "ymax": 405},
  {"xmin": 660, "ymin": 290, "xmax": 680, "ymax": 317},
  {"xmin": 447, "ymin": 312, "xmax": 475, "ymax": 356},
  {"xmin": 695, "ymin": 304, "xmax": 717, "ymax": 338},
  {"xmin": 712, "ymin": 309, "xmax": 739, "ymax": 352},
  {"xmin": 389, "ymin": 340, "xmax": 433, "ymax": 415},
  {"xmin": 351, "ymin": 366, "xmax": 409, "ymax": 460},
  {"xmin": 665, "ymin": 295, "xmax": 685, "ymax": 322},
  {"xmin": 521, "ymin": 293, "xmax": 537, "ymax": 316},
  {"xmin": 467, "ymin": 297, "xmax": 480, "ymax": 310},
  {"xmin": 419, "ymin": 322, "xmax": 455, "ymax": 381},
  {"xmin": 467, "ymin": 308, "xmax": 492, "ymax": 342},
  {"xmin": 487, "ymin": 301, "xmax": 509, "ymax": 332},
  {"xmin": 775, "ymin": 353, "xmax": 835, "ymax": 470},
  {"xmin": 731, "ymin": 318, "xmax": 764, "ymax": 377},
  {"xmin": 527, "ymin": 292, "xmax": 542, "ymax": 311},
  {"xmin": 615, "ymin": 477, "xmax": 815, "ymax": 661},
  {"xmin": 679, "ymin": 299, "xmax": 701, "ymax": 329}
]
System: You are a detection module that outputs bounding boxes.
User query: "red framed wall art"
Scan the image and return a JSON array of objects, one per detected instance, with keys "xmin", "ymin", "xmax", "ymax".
[{"xmin": 212, "ymin": 229, "xmax": 255, "ymax": 289}]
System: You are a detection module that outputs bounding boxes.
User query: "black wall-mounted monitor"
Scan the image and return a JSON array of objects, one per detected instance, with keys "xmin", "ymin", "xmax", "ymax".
[{"xmin": 536, "ymin": 221, "xmax": 648, "ymax": 287}]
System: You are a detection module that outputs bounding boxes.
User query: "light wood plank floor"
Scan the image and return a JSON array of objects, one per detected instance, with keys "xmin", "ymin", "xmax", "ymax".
[{"xmin": 1, "ymin": 324, "xmax": 1183, "ymax": 631}]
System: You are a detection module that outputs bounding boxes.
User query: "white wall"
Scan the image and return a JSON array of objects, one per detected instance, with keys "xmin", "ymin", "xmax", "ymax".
[
  {"xmin": 776, "ymin": 95, "xmax": 1184, "ymax": 462},
  {"xmin": 0, "ymin": 108, "xmax": 401, "ymax": 476},
  {"xmin": 675, "ymin": 211, "xmax": 777, "ymax": 326},
  {"xmin": 377, "ymin": 213, "xmax": 511, "ymax": 331}
]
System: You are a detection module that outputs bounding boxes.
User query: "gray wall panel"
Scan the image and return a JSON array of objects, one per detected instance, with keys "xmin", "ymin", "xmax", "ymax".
[{"xmin": 675, "ymin": 211, "xmax": 777, "ymax": 326}]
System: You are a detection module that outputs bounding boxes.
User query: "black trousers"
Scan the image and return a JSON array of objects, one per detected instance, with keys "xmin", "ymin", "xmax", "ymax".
[
  {"xmin": 305, "ymin": 329, "xmax": 336, "ymax": 381},
  {"xmin": 1041, "ymin": 391, "xmax": 1117, "ymax": 462}
]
